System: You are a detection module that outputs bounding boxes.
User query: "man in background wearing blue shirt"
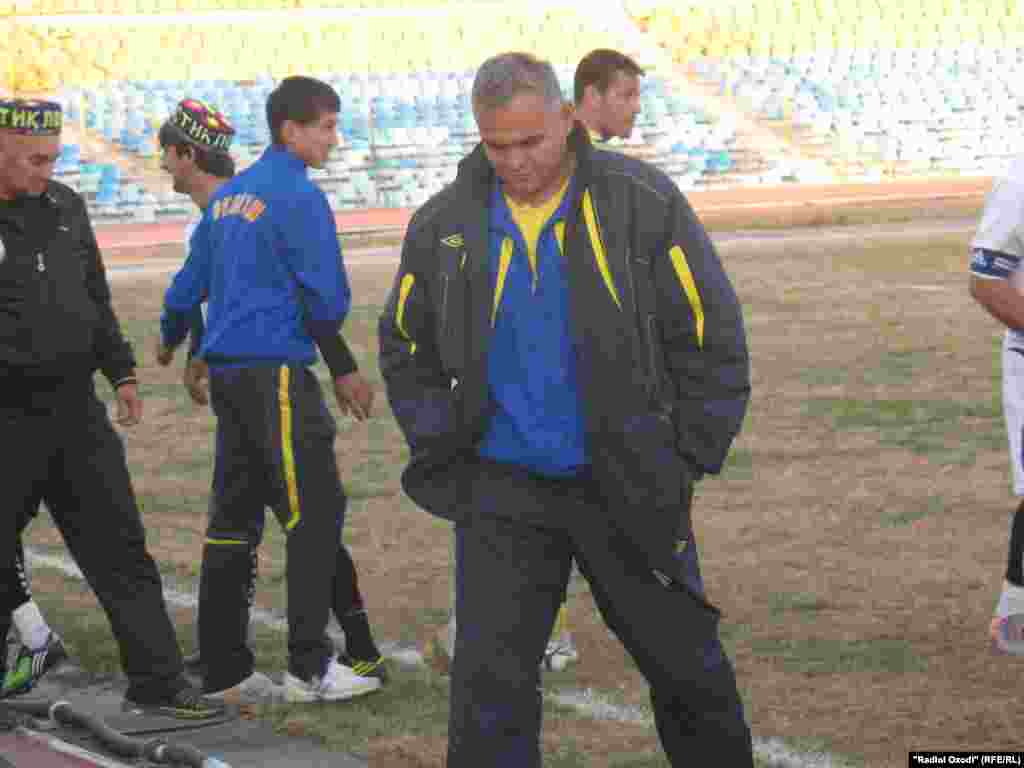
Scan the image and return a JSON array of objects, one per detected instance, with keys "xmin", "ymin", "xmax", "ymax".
[{"xmin": 158, "ymin": 77, "xmax": 379, "ymax": 703}]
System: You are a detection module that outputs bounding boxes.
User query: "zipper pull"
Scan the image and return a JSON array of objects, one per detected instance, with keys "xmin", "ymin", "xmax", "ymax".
[{"xmin": 36, "ymin": 253, "xmax": 45, "ymax": 273}]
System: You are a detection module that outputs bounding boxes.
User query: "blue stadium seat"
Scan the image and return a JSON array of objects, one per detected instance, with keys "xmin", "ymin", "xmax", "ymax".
[{"xmin": 62, "ymin": 59, "xmax": 743, "ymax": 217}]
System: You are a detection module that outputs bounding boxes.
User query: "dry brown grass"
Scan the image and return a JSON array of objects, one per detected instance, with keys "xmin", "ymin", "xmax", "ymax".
[{"xmin": 23, "ymin": 222, "xmax": 1023, "ymax": 767}]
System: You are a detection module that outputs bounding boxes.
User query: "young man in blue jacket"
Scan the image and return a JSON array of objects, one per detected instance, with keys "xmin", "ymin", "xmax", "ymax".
[
  {"xmin": 380, "ymin": 53, "xmax": 753, "ymax": 766},
  {"xmin": 157, "ymin": 97, "xmax": 387, "ymax": 691},
  {"xmin": 158, "ymin": 77, "xmax": 379, "ymax": 703}
]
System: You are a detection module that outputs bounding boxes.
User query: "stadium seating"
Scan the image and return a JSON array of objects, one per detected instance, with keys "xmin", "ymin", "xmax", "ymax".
[
  {"xmin": 4, "ymin": 4, "xmax": 748, "ymax": 221},
  {"xmin": 11, "ymin": 0, "xmax": 1024, "ymax": 212},
  {"xmin": 629, "ymin": 0, "xmax": 1024, "ymax": 179},
  {"xmin": 58, "ymin": 67, "xmax": 737, "ymax": 218}
]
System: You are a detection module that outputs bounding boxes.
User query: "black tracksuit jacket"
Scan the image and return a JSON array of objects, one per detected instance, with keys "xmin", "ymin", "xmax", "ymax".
[{"xmin": 0, "ymin": 181, "xmax": 135, "ymax": 406}]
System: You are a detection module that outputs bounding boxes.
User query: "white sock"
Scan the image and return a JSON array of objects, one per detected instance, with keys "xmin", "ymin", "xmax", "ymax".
[
  {"xmin": 11, "ymin": 601, "xmax": 50, "ymax": 649},
  {"xmin": 997, "ymin": 581, "xmax": 1024, "ymax": 618}
]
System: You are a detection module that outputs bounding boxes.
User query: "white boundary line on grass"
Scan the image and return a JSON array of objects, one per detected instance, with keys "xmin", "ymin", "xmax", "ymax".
[{"xmin": 24, "ymin": 547, "xmax": 852, "ymax": 768}]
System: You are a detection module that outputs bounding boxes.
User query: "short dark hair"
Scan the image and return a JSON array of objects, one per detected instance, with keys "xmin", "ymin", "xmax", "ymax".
[
  {"xmin": 266, "ymin": 76, "xmax": 341, "ymax": 146},
  {"xmin": 574, "ymin": 49, "xmax": 644, "ymax": 105},
  {"xmin": 158, "ymin": 121, "xmax": 235, "ymax": 178}
]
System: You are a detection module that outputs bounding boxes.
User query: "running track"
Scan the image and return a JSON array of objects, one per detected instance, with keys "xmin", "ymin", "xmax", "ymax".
[{"xmin": 95, "ymin": 176, "xmax": 993, "ymax": 255}]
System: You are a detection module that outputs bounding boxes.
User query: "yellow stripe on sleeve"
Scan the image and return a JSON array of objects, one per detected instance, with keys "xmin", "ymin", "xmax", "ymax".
[
  {"xmin": 396, "ymin": 273, "xmax": 415, "ymax": 339},
  {"xmin": 395, "ymin": 273, "xmax": 417, "ymax": 355},
  {"xmin": 582, "ymin": 190, "xmax": 621, "ymax": 309},
  {"xmin": 669, "ymin": 245, "xmax": 704, "ymax": 348}
]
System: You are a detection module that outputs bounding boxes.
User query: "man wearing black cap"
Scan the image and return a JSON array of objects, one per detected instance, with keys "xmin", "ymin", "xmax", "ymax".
[
  {"xmin": 0, "ymin": 97, "xmax": 225, "ymax": 718},
  {"xmin": 157, "ymin": 98, "xmax": 387, "ymax": 699}
]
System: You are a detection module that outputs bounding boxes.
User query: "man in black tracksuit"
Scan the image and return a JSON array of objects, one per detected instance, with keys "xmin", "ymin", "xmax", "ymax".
[
  {"xmin": 379, "ymin": 54, "xmax": 753, "ymax": 765},
  {"xmin": 0, "ymin": 98, "xmax": 223, "ymax": 718}
]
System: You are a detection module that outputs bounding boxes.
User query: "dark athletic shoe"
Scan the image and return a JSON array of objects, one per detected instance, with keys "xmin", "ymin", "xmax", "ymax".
[{"xmin": 123, "ymin": 684, "xmax": 226, "ymax": 720}]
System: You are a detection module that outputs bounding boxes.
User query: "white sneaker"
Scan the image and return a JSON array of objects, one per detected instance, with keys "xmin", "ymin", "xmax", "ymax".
[
  {"xmin": 205, "ymin": 671, "xmax": 278, "ymax": 703},
  {"xmin": 283, "ymin": 657, "xmax": 381, "ymax": 703},
  {"xmin": 992, "ymin": 581, "xmax": 1024, "ymax": 654},
  {"xmin": 542, "ymin": 632, "xmax": 579, "ymax": 672}
]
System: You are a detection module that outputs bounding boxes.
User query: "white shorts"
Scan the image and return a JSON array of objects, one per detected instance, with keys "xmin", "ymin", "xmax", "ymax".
[{"xmin": 1003, "ymin": 331, "xmax": 1024, "ymax": 495}]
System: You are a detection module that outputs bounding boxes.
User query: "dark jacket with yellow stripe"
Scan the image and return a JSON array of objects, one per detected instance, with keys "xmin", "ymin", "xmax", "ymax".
[{"xmin": 379, "ymin": 123, "xmax": 749, "ymax": 572}]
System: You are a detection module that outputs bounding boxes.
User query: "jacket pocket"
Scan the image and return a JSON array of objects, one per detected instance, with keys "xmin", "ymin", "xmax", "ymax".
[
  {"xmin": 437, "ymin": 272, "xmax": 453, "ymax": 372},
  {"xmin": 653, "ymin": 485, "xmax": 721, "ymax": 618},
  {"xmin": 615, "ymin": 408, "xmax": 688, "ymax": 511},
  {"xmin": 653, "ymin": 561, "xmax": 722, "ymax": 618},
  {"xmin": 592, "ymin": 408, "xmax": 694, "ymax": 573},
  {"xmin": 31, "ymin": 246, "xmax": 95, "ymax": 366},
  {"xmin": 393, "ymin": 384, "xmax": 461, "ymax": 458},
  {"xmin": 0, "ymin": 239, "xmax": 35, "ymax": 358},
  {"xmin": 645, "ymin": 314, "xmax": 668, "ymax": 406},
  {"xmin": 439, "ymin": 272, "xmax": 449, "ymax": 340},
  {"xmin": 436, "ymin": 266, "xmax": 465, "ymax": 377},
  {"xmin": 397, "ymin": 382, "xmax": 471, "ymax": 519}
]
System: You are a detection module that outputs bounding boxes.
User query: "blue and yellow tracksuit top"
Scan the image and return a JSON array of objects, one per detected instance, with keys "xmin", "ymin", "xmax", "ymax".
[
  {"xmin": 160, "ymin": 146, "xmax": 351, "ymax": 369},
  {"xmin": 478, "ymin": 176, "xmax": 588, "ymax": 478}
]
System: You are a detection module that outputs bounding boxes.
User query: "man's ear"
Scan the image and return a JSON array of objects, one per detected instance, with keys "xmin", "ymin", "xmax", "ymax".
[
  {"xmin": 560, "ymin": 101, "xmax": 576, "ymax": 138},
  {"xmin": 279, "ymin": 119, "xmax": 295, "ymax": 147}
]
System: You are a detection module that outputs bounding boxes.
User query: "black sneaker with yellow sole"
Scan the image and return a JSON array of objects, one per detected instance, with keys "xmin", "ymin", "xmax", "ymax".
[{"xmin": 122, "ymin": 684, "xmax": 227, "ymax": 720}]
